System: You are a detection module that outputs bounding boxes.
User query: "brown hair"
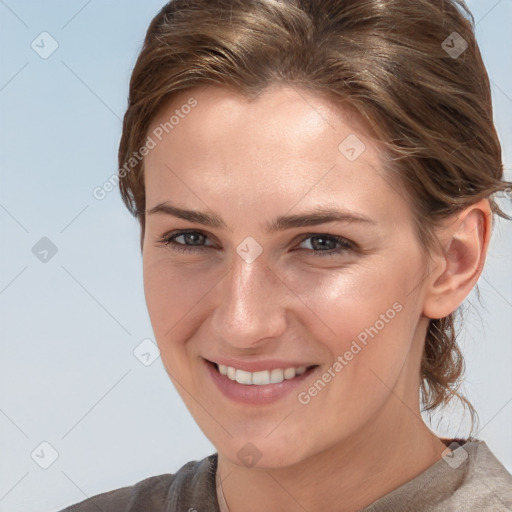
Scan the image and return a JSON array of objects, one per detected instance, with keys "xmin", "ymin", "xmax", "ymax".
[{"xmin": 118, "ymin": 0, "xmax": 511, "ymax": 435}]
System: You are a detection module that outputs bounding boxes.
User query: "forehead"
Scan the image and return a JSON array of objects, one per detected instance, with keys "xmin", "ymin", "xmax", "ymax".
[
  {"xmin": 147, "ymin": 83, "xmax": 375, "ymax": 163},
  {"xmin": 143, "ymin": 84, "xmax": 407, "ymax": 225}
]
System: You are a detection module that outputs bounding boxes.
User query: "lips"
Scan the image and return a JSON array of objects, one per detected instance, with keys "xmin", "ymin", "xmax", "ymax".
[{"xmin": 204, "ymin": 358, "xmax": 319, "ymax": 405}]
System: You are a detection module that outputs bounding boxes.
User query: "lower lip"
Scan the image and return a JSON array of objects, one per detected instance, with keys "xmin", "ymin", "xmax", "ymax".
[{"xmin": 204, "ymin": 359, "xmax": 317, "ymax": 405}]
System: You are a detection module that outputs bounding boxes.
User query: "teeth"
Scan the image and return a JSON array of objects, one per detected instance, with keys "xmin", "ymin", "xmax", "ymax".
[
  {"xmin": 217, "ymin": 364, "xmax": 308, "ymax": 385},
  {"xmin": 235, "ymin": 369, "xmax": 252, "ymax": 385},
  {"xmin": 283, "ymin": 367, "xmax": 296, "ymax": 379},
  {"xmin": 227, "ymin": 366, "xmax": 236, "ymax": 380},
  {"xmin": 252, "ymin": 370, "xmax": 270, "ymax": 385},
  {"xmin": 270, "ymin": 369, "xmax": 284, "ymax": 383}
]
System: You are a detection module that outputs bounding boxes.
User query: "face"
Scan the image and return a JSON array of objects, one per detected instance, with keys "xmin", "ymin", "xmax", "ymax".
[{"xmin": 142, "ymin": 84, "xmax": 432, "ymax": 468}]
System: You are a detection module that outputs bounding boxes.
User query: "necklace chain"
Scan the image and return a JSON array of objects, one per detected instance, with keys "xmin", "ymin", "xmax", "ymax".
[{"xmin": 216, "ymin": 469, "xmax": 231, "ymax": 512}]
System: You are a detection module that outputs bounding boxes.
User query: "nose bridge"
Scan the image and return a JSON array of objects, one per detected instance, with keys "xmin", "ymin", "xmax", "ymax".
[{"xmin": 212, "ymin": 255, "xmax": 287, "ymax": 347}]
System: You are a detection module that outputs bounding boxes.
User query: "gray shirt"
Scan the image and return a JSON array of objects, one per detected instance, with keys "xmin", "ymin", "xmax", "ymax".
[{"xmin": 58, "ymin": 439, "xmax": 512, "ymax": 511}]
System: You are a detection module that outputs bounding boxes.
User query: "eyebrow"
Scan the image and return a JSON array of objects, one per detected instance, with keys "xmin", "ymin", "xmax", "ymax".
[{"xmin": 146, "ymin": 202, "xmax": 376, "ymax": 233}]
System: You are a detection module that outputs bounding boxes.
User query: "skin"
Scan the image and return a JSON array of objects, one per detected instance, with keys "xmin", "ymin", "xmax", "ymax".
[{"xmin": 142, "ymin": 84, "xmax": 491, "ymax": 511}]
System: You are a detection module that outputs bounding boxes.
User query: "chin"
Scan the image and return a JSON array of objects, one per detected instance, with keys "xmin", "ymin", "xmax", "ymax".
[{"xmin": 215, "ymin": 433, "xmax": 314, "ymax": 470}]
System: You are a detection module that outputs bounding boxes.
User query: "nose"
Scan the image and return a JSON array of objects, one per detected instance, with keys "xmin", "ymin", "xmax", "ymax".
[{"xmin": 210, "ymin": 254, "xmax": 288, "ymax": 350}]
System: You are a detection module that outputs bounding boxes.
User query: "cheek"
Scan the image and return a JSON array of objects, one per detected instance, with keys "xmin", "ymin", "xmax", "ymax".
[
  {"xmin": 142, "ymin": 258, "xmax": 215, "ymax": 360},
  {"xmin": 283, "ymin": 253, "xmax": 425, "ymax": 382},
  {"xmin": 143, "ymin": 246, "xmax": 217, "ymax": 311},
  {"xmin": 280, "ymin": 255, "xmax": 417, "ymax": 335},
  {"xmin": 289, "ymin": 264, "xmax": 423, "ymax": 426}
]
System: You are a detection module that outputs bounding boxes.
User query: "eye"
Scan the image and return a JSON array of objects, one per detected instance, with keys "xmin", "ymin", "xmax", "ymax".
[
  {"xmin": 295, "ymin": 234, "xmax": 356, "ymax": 257},
  {"xmin": 157, "ymin": 230, "xmax": 215, "ymax": 254},
  {"xmin": 157, "ymin": 230, "xmax": 356, "ymax": 258}
]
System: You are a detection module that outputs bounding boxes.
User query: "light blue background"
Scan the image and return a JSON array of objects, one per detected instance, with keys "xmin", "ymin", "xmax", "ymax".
[{"xmin": 0, "ymin": 1, "xmax": 511, "ymax": 511}]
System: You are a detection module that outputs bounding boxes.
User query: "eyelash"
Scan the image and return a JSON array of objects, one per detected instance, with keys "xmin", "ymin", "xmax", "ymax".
[{"xmin": 156, "ymin": 230, "xmax": 356, "ymax": 257}]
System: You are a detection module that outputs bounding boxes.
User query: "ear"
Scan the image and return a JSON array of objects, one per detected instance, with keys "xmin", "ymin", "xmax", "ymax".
[{"xmin": 422, "ymin": 199, "xmax": 492, "ymax": 320}]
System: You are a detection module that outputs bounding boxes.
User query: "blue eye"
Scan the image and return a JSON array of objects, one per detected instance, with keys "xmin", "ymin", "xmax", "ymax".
[
  {"xmin": 296, "ymin": 234, "xmax": 354, "ymax": 257},
  {"xmin": 159, "ymin": 230, "xmax": 214, "ymax": 254},
  {"xmin": 158, "ymin": 230, "xmax": 355, "ymax": 257}
]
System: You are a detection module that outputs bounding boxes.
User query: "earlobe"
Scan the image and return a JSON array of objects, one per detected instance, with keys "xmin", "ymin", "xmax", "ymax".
[{"xmin": 423, "ymin": 200, "xmax": 492, "ymax": 320}]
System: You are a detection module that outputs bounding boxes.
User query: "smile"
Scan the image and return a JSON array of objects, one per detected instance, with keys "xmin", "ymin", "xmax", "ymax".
[
  {"xmin": 205, "ymin": 359, "xmax": 319, "ymax": 405},
  {"xmin": 217, "ymin": 363, "xmax": 308, "ymax": 385}
]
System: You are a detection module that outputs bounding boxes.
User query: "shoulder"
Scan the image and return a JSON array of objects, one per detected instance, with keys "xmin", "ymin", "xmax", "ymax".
[
  {"xmin": 59, "ymin": 474, "xmax": 174, "ymax": 512},
  {"xmin": 57, "ymin": 453, "xmax": 219, "ymax": 512},
  {"xmin": 420, "ymin": 440, "xmax": 512, "ymax": 511},
  {"xmin": 362, "ymin": 439, "xmax": 512, "ymax": 512},
  {"xmin": 456, "ymin": 440, "xmax": 512, "ymax": 511}
]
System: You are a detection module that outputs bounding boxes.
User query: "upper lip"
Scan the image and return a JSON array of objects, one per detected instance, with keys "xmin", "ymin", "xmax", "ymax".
[{"xmin": 206, "ymin": 358, "xmax": 317, "ymax": 373}]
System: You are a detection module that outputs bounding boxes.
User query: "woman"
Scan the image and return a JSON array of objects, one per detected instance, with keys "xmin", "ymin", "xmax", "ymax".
[{"xmin": 61, "ymin": 0, "xmax": 512, "ymax": 510}]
